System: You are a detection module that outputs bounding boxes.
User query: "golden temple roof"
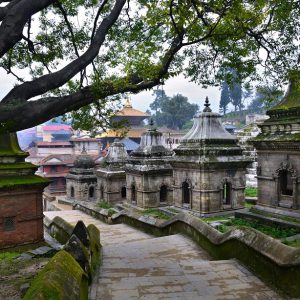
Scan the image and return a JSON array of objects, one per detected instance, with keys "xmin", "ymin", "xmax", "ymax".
[{"xmin": 115, "ymin": 98, "xmax": 150, "ymax": 117}]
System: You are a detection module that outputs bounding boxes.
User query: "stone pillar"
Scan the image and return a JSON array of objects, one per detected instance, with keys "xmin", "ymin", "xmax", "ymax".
[{"xmin": 0, "ymin": 133, "xmax": 48, "ymax": 249}]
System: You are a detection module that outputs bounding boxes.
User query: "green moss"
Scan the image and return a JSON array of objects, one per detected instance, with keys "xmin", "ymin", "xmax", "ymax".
[
  {"xmin": 97, "ymin": 201, "xmax": 113, "ymax": 209},
  {"xmin": 282, "ymin": 239, "xmax": 300, "ymax": 248},
  {"xmin": 143, "ymin": 208, "xmax": 171, "ymax": 220},
  {"xmin": 0, "ymin": 162, "xmax": 35, "ymax": 170},
  {"xmin": 23, "ymin": 250, "xmax": 88, "ymax": 300},
  {"xmin": 50, "ymin": 216, "xmax": 74, "ymax": 244},
  {"xmin": 270, "ymin": 74, "xmax": 300, "ymax": 111},
  {"xmin": 0, "ymin": 175, "xmax": 49, "ymax": 188},
  {"xmin": 245, "ymin": 187, "xmax": 257, "ymax": 197},
  {"xmin": 0, "ymin": 133, "xmax": 25, "ymax": 156},
  {"xmin": 0, "ymin": 252, "xmax": 19, "ymax": 261},
  {"xmin": 87, "ymin": 224, "xmax": 101, "ymax": 278}
]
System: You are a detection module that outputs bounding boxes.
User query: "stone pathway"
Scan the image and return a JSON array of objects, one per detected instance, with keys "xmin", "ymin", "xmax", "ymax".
[{"xmin": 44, "ymin": 210, "xmax": 283, "ymax": 300}]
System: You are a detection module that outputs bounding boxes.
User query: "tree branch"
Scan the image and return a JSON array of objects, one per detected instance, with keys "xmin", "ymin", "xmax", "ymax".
[
  {"xmin": 0, "ymin": 35, "xmax": 183, "ymax": 132},
  {"xmin": 0, "ymin": 0, "xmax": 55, "ymax": 58},
  {"xmin": 1, "ymin": 0, "xmax": 127, "ymax": 105}
]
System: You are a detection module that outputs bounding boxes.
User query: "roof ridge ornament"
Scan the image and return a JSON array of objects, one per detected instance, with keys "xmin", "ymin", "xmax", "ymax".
[
  {"xmin": 81, "ymin": 144, "xmax": 87, "ymax": 154},
  {"xmin": 203, "ymin": 96, "xmax": 212, "ymax": 112},
  {"xmin": 124, "ymin": 96, "xmax": 133, "ymax": 108}
]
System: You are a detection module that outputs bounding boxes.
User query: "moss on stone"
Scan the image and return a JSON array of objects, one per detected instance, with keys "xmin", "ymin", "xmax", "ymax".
[
  {"xmin": 23, "ymin": 250, "xmax": 88, "ymax": 300},
  {"xmin": 50, "ymin": 216, "xmax": 74, "ymax": 244},
  {"xmin": 87, "ymin": 224, "xmax": 101, "ymax": 278},
  {"xmin": 0, "ymin": 175, "xmax": 49, "ymax": 188},
  {"xmin": 0, "ymin": 162, "xmax": 35, "ymax": 170}
]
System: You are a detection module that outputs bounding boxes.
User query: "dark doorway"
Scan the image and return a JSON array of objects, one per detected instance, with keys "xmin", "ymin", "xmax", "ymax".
[
  {"xmin": 222, "ymin": 182, "xmax": 231, "ymax": 205},
  {"xmin": 89, "ymin": 186, "xmax": 94, "ymax": 199},
  {"xmin": 280, "ymin": 170, "xmax": 293, "ymax": 196},
  {"xmin": 121, "ymin": 186, "xmax": 126, "ymax": 198},
  {"xmin": 131, "ymin": 185, "xmax": 136, "ymax": 203},
  {"xmin": 182, "ymin": 181, "xmax": 190, "ymax": 204},
  {"xmin": 160, "ymin": 185, "xmax": 168, "ymax": 203},
  {"xmin": 70, "ymin": 186, "xmax": 74, "ymax": 198}
]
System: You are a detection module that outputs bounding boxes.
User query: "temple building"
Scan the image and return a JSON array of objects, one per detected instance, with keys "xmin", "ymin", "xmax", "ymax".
[
  {"xmin": 252, "ymin": 78, "xmax": 300, "ymax": 210},
  {"xmin": 97, "ymin": 98, "xmax": 150, "ymax": 145},
  {"xmin": 125, "ymin": 121, "xmax": 174, "ymax": 208},
  {"xmin": 66, "ymin": 148, "xmax": 97, "ymax": 202},
  {"xmin": 171, "ymin": 98, "xmax": 252, "ymax": 214},
  {"xmin": 96, "ymin": 139, "xmax": 128, "ymax": 203}
]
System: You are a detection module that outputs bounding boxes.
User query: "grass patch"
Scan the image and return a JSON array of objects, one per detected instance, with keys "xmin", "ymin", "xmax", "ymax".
[
  {"xmin": 216, "ymin": 218, "xmax": 298, "ymax": 239},
  {"xmin": 282, "ymin": 239, "xmax": 300, "ymax": 248},
  {"xmin": 97, "ymin": 201, "xmax": 113, "ymax": 209},
  {"xmin": 143, "ymin": 208, "xmax": 171, "ymax": 220},
  {"xmin": 107, "ymin": 208, "xmax": 115, "ymax": 217},
  {"xmin": 0, "ymin": 252, "xmax": 19, "ymax": 261},
  {"xmin": 244, "ymin": 202, "xmax": 254, "ymax": 209},
  {"xmin": 245, "ymin": 187, "xmax": 257, "ymax": 197}
]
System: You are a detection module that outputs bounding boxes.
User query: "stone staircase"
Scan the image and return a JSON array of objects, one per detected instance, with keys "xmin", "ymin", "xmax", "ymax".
[{"xmin": 44, "ymin": 210, "xmax": 282, "ymax": 300}]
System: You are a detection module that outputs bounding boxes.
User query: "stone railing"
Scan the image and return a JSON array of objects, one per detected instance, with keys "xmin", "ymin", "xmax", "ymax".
[
  {"xmin": 24, "ymin": 217, "xmax": 101, "ymax": 299},
  {"xmin": 75, "ymin": 201, "xmax": 300, "ymax": 298}
]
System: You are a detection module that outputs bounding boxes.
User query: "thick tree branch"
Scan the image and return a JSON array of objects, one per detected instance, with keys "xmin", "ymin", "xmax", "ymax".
[
  {"xmin": 0, "ymin": 35, "xmax": 183, "ymax": 132},
  {"xmin": 1, "ymin": 0, "xmax": 126, "ymax": 105},
  {"xmin": 0, "ymin": 0, "xmax": 55, "ymax": 58}
]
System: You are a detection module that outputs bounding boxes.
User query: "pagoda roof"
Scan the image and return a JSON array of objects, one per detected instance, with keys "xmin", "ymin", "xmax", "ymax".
[{"xmin": 115, "ymin": 98, "xmax": 150, "ymax": 117}]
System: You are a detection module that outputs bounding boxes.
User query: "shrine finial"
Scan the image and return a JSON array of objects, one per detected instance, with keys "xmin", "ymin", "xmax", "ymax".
[{"xmin": 203, "ymin": 96, "xmax": 212, "ymax": 112}]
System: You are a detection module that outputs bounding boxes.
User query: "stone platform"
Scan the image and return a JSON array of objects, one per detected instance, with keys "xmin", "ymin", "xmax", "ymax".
[{"xmin": 44, "ymin": 210, "xmax": 283, "ymax": 300}]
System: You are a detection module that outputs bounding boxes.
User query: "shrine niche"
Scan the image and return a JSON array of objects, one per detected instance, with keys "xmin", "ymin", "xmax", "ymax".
[{"xmin": 252, "ymin": 77, "xmax": 300, "ymax": 211}]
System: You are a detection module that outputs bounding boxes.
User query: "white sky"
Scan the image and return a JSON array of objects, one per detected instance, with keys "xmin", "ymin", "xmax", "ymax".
[{"xmin": 131, "ymin": 74, "xmax": 220, "ymax": 113}]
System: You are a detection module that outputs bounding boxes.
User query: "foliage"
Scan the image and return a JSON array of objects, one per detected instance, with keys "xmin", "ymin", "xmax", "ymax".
[
  {"xmin": 219, "ymin": 82, "xmax": 230, "ymax": 114},
  {"xmin": 245, "ymin": 187, "xmax": 257, "ymax": 197},
  {"xmin": 282, "ymin": 239, "xmax": 300, "ymax": 248},
  {"xmin": 143, "ymin": 208, "xmax": 171, "ymax": 220},
  {"xmin": 247, "ymin": 85, "xmax": 284, "ymax": 113},
  {"xmin": 97, "ymin": 201, "xmax": 113, "ymax": 209},
  {"xmin": 0, "ymin": 1, "xmax": 300, "ymax": 132},
  {"xmin": 150, "ymin": 91, "xmax": 198, "ymax": 129},
  {"xmin": 217, "ymin": 218, "xmax": 298, "ymax": 239}
]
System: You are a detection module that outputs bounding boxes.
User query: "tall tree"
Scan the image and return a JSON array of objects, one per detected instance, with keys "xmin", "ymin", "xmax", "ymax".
[
  {"xmin": 219, "ymin": 82, "xmax": 230, "ymax": 114},
  {"xmin": 230, "ymin": 82, "xmax": 243, "ymax": 111},
  {"xmin": 150, "ymin": 89, "xmax": 169, "ymax": 115},
  {"xmin": 0, "ymin": 1, "xmax": 299, "ymax": 133}
]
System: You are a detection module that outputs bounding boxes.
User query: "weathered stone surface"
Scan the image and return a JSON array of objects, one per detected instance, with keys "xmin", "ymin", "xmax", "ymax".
[
  {"xmin": 63, "ymin": 234, "xmax": 91, "ymax": 279},
  {"xmin": 45, "ymin": 210, "xmax": 283, "ymax": 300},
  {"xmin": 23, "ymin": 250, "xmax": 88, "ymax": 300},
  {"xmin": 72, "ymin": 220, "xmax": 90, "ymax": 247}
]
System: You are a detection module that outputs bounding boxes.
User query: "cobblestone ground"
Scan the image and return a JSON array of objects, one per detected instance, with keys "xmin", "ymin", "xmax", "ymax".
[{"xmin": 44, "ymin": 210, "xmax": 283, "ymax": 300}]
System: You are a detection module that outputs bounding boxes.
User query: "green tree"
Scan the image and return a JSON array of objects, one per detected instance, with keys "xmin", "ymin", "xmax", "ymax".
[
  {"xmin": 150, "ymin": 89, "xmax": 169, "ymax": 115},
  {"xmin": 230, "ymin": 82, "xmax": 243, "ymax": 111},
  {"xmin": 248, "ymin": 85, "xmax": 283, "ymax": 112},
  {"xmin": 155, "ymin": 94, "xmax": 198, "ymax": 129},
  {"xmin": 219, "ymin": 82, "xmax": 230, "ymax": 114},
  {"xmin": 0, "ymin": 1, "xmax": 299, "ymax": 133}
]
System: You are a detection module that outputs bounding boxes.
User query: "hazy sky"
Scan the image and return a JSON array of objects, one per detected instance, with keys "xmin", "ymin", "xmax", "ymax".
[{"xmin": 131, "ymin": 74, "xmax": 221, "ymax": 113}]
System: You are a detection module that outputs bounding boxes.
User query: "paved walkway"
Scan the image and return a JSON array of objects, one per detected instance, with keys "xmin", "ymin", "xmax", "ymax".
[{"xmin": 44, "ymin": 210, "xmax": 283, "ymax": 300}]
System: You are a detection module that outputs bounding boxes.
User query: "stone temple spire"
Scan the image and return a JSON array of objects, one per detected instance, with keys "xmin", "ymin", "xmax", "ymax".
[{"xmin": 203, "ymin": 96, "xmax": 212, "ymax": 112}]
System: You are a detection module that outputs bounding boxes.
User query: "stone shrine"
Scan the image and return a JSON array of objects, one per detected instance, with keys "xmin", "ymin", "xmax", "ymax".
[
  {"xmin": 96, "ymin": 139, "xmax": 128, "ymax": 203},
  {"xmin": 66, "ymin": 147, "xmax": 97, "ymax": 202},
  {"xmin": 125, "ymin": 121, "xmax": 174, "ymax": 208},
  {"xmin": 0, "ymin": 133, "xmax": 48, "ymax": 248},
  {"xmin": 171, "ymin": 98, "xmax": 252, "ymax": 214},
  {"xmin": 252, "ymin": 77, "xmax": 300, "ymax": 210}
]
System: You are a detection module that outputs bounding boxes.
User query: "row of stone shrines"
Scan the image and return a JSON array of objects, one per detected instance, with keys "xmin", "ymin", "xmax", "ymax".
[{"xmin": 66, "ymin": 98, "xmax": 252, "ymax": 214}]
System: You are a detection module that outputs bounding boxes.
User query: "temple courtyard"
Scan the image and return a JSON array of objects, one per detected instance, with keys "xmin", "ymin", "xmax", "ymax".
[{"xmin": 44, "ymin": 210, "xmax": 283, "ymax": 300}]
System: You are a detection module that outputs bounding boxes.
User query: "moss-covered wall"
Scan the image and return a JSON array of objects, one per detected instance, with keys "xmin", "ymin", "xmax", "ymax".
[{"xmin": 23, "ymin": 250, "xmax": 89, "ymax": 300}]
